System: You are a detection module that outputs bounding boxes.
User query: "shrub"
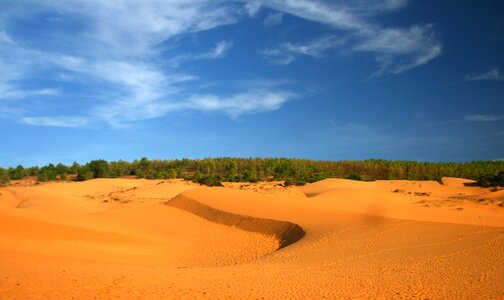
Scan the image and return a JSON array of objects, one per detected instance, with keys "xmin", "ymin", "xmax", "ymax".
[
  {"xmin": 77, "ymin": 166, "xmax": 94, "ymax": 181},
  {"xmin": 345, "ymin": 173, "xmax": 362, "ymax": 181},
  {"xmin": 135, "ymin": 168, "xmax": 145, "ymax": 178},
  {"xmin": 37, "ymin": 172, "xmax": 48, "ymax": 182},
  {"xmin": 195, "ymin": 174, "xmax": 223, "ymax": 186},
  {"xmin": 0, "ymin": 168, "xmax": 10, "ymax": 184},
  {"xmin": 146, "ymin": 169, "xmax": 157, "ymax": 179},
  {"xmin": 37, "ymin": 170, "xmax": 57, "ymax": 182},
  {"xmin": 82, "ymin": 171, "xmax": 94, "ymax": 181},
  {"xmin": 478, "ymin": 171, "xmax": 504, "ymax": 187},
  {"xmin": 10, "ymin": 165, "xmax": 27, "ymax": 180}
]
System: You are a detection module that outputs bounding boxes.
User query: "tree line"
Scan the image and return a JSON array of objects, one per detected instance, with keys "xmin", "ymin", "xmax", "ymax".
[{"xmin": 0, "ymin": 158, "xmax": 503, "ymax": 187}]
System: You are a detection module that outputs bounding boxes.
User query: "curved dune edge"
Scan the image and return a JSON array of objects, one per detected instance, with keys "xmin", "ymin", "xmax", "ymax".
[{"xmin": 165, "ymin": 194, "xmax": 305, "ymax": 249}]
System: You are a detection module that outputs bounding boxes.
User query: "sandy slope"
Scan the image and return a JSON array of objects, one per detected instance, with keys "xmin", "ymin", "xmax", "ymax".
[{"xmin": 0, "ymin": 178, "xmax": 503, "ymax": 299}]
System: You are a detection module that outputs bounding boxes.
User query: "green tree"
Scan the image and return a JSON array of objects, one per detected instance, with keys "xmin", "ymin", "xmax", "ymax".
[
  {"xmin": 134, "ymin": 157, "xmax": 151, "ymax": 178},
  {"xmin": 37, "ymin": 170, "xmax": 57, "ymax": 182},
  {"xmin": 77, "ymin": 165, "xmax": 94, "ymax": 181},
  {"xmin": 109, "ymin": 160, "xmax": 130, "ymax": 177},
  {"xmin": 0, "ymin": 168, "xmax": 10, "ymax": 184},
  {"xmin": 27, "ymin": 166, "xmax": 39, "ymax": 176},
  {"xmin": 56, "ymin": 163, "xmax": 68, "ymax": 177},
  {"xmin": 70, "ymin": 162, "xmax": 80, "ymax": 174},
  {"xmin": 87, "ymin": 159, "xmax": 109, "ymax": 178},
  {"xmin": 10, "ymin": 165, "xmax": 27, "ymax": 180}
]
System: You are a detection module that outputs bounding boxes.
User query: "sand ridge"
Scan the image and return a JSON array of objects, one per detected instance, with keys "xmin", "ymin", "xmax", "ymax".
[
  {"xmin": 0, "ymin": 177, "xmax": 503, "ymax": 299},
  {"xmin": 166, "ymin": 193, "xmax": 305, "ymax": 249}
]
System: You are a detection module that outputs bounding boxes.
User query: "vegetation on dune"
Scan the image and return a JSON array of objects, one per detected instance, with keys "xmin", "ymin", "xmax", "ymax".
[
  {"xmin": 0, "ymin": 167, "xmax": 10, "ymax": 184},
  {"xmin": 0, "ymin": 158, "xmax": 503, "ymax": 187},
  {"xmin": 477, "ymin": 171, "xmax": 504, "ymax": 187}
]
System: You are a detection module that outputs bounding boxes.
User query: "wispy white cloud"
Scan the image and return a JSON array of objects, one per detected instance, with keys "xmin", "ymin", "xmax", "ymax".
[
  {"xmin": 0, "ymin": 87, "xmax": 59, "ymax": 99},
  {"xmin": 360, "ymin": 25, "xmax": 442, "ymax": 77},
  {"xmin": 379, "ymin": 0, "xmax": 408, "ymax": 10},
  {"xmin": 260, "ymin": 0, "xmax": 442, "ymax": 76},
  {"xmin": 284, "ymin": 36, "xmax": 343, "ymax": 57},
  {"xmin": 465, "ymin": 114, "xmax": 504, "ymax": 122},
  {"xmin": 21, "ymin": 116, "xmax": 89, "ymax": 128},
  {"xmin": 264, "ymin": 12, "xmax": 283, "ymax": 27},
  {"xmin": 95, "ymin": 82, "xmax": 296, "ymax": 126},
  {"xmin": 263, "ymin": 0, "xmax": 365, "ymax": 30},
  {"xmin": 0, "ymin": 30, "xmax": 15, "ymax": 44},
  {"xmin": 245, "ymin": 1, "xmax": 261, "ymax": 17},
  {"xmin": 205, "ymin": 40, "xmax": 234, "ymax": 59},
  {"xmin": 188, "ymin": 90, "xmax": 295, "ymax": 118},
  {"xmin": 171, "ymin": 40, "xmax": 233, "ymax": 66},
  {"xmin": 56, "ymin": 1, "xmax": 238, "ymax": 58},
  {"xmin": 0, "ymin": 32, "xmax": 43, "ymax": 100},
  {"xmin": 0, "ymin": 36, "xmax": 63, "ymax": 100},
  {"xmin": 0, "ymin": 1, "xmax": 295, "ymax": 127},
  {"xmin": 260, "ymin": 49, "xmax": 296, "ymax": 66},
  {"xmin": 465, "ymin": 68, "xmax": 504, "ymax": 81},
  {"xmin": 347, "ymin": 0, "xmax": 409, "ymax": 13},
  {"xmin": 329, "ymin": 121, "xmax": 370, "ymax": 132},
  {"xmin": 261, "ymin": 35, "xmax": 343, "ymax": 65}
]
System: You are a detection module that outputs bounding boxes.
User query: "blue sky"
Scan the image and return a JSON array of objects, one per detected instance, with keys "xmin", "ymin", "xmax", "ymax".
[{"xmin": 0, "ymin": 0, "xmax": 503, "ymax": 167}]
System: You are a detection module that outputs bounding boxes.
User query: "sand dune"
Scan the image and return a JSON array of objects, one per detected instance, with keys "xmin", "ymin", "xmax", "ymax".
[
  {"xmin": 1, "ymin": 178, "xmax": 503, "ymax": 299},
  {"xmin": 299, "ymin": 178, "xmax": 504, "ymax": 227}
]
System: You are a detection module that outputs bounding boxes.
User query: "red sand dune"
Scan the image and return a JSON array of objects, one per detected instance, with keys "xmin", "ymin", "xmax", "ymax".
[{"xmin": 0, "ymin": 178, "xmax": 503, "ymax": 299}]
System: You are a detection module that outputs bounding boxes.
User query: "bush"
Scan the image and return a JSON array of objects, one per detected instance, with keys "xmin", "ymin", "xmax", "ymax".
[
  {"xmin": 135, "ymin": 168, "xmax": 145, "ymax": 178},
  {"xmin": 195, "ymin": 174, "xmax": 223, "ymax": 186},
  {"xmin": 0, "ymin": 168, "xmax": 10, "ymax": 184},
  {"xmin": 37, "ymin": 170, "xmax": 57, "ymax": 182},
  {"xmin": 37, "ymin": 172, "xmax": 48, "ymax": 182},
  {"xmin": 345, "ymin": 173, "xmax": 362, "ymax": 181},
  {"xmin": 146, "ymin": 169, "xmax": 157, "ymax": 179},
  {"xmin": 478, "ymin": 171, "xmax": 504, "ymax": 187},
  {"xmin": 82, "ymin": 171, "xmax": 94, "ymax": 181},
  {"xmin": 77, "ymin": 166, "xmax": 94, "ymax": 181},
  {"xmin": 10, "ymin": 165, "xmax": 27, "ymax": 180}
]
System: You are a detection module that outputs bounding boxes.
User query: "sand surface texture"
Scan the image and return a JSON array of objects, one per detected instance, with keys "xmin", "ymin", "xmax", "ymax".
[{"xmin": 1, "ymin": 178, "xmax": 503, "ymax": 299}]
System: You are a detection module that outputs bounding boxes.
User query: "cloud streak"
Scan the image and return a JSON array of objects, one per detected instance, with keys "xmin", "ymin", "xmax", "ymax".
[
  {"xmin": 188, "ymin": 90, "xmax": 295, "ymax": 118},
  {"xmin": 261, "ymin": 35, "xmax": 343, "ymax": 65},
  {"xmin": 170, "ymin": 40, "xmax": 234, "ymax": 66},
  {"xmin": 264, "ymin": 12, "xmax": 283, "ymax": 27},
  {"xmin": 21, "ymin": 116, "xmax": 89, "ymax": 128},
  {"xmin": 245, "ymin": 1, "xmax": 261, "ymax": 17},
  {"xmin": 465, "ymin": 115, "xmax": 504, "ymax": 122},
  {"xmin": 465, "ymin": 68, "xmax": 504, "ymax": 81},
  {"xmin": 259, "ymin": 0, "xmax": 442, "ymax": 75}
]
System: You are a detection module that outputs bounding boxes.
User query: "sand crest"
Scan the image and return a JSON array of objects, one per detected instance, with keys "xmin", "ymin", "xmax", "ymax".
[{"xmin": 166, "ymin": 193, "xmax": 305, "ymax": 249}]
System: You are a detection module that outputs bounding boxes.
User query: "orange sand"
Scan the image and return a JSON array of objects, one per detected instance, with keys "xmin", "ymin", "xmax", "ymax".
[{"xmin": 0, "ymin": 178, "xmax": 503, "ymax": 299}]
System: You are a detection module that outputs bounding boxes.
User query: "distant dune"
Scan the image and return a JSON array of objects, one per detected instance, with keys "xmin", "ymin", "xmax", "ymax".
[{"xmin": 0, "ymin": 178, "xmax": 503, "ymax": 299}]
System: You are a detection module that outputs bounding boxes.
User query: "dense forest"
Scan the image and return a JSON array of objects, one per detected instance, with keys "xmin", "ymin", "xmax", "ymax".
[{"xmin": 0, "ymin": 158, "xmax": 503, "ymax": 187}]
